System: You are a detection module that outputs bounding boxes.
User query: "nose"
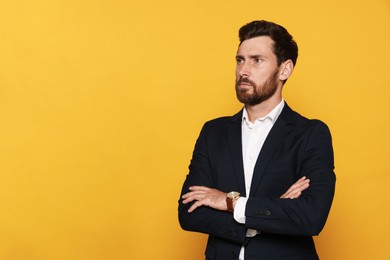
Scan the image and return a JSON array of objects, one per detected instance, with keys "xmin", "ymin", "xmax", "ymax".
[{"xmin": 237, "ymin": 62, "xmax": 250, "ymax": 78}]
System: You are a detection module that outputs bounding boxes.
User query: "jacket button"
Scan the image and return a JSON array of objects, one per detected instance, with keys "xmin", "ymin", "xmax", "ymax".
[{"xmin": 254, "ymin": 209, "xmax": 271, "ymax": 216}]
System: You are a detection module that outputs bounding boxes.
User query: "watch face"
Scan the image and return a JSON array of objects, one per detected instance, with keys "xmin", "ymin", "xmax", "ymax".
[{"xmin": 227, "ymin": 191, "xmax": 240, "ymax": 199}]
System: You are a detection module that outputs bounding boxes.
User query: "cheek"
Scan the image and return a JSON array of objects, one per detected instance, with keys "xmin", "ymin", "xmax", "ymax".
[
  {"xmin": 235, "ymin": 69, "xmax": 240, "ymax": 79},
  {"xmin": 254, "ymin": 72, "xmax": 270, "ymax": 83},
  {"xmin": 251, "ymin": 74, "xmax": 262, "ymax": 85}
]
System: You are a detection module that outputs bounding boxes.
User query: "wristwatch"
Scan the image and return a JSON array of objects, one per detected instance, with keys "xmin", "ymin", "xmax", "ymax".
[{"xmin": 226, "ymin": 191, "xmax": 240, "ymax": 212}]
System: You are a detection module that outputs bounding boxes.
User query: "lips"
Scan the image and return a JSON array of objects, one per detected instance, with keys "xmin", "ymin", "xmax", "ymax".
[
  {"xmin": 237, "ymin": 77, "xmax": 255, "ymax": 87},
  {"xmin": 239, "ymin": 82, "xmax": 253, "ymax": 86},
  {"xmin": 237, "ymin": 80, "xmax": 253, "ymax": 89}
]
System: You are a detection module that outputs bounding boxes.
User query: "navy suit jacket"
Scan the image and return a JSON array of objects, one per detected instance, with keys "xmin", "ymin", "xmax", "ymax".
[{"xmin": 178, "ymin": 103, "xmax": 336, "ymax": 260}]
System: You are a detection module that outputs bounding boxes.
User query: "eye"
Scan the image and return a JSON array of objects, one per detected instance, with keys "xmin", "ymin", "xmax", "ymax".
[
  {"xmin": 236, "ymin": 57, "xmax": 244, "ymax": 64},
  {"xmin": 254, "ymin": 58, "xmax": 262, "ymax": 64}
]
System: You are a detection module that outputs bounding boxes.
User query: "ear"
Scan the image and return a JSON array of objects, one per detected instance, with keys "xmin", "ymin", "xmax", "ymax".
[{"xmin": 279, "ymin": 60, "xmax": 294, "ymax": 81}]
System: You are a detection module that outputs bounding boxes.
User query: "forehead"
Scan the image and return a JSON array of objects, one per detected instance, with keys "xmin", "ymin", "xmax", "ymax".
[{"xmin": 237, "ymin": 36, "xmax": 275, "ymax": 56}]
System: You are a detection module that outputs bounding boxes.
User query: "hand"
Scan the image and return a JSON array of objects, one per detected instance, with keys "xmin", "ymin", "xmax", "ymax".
[
  {"xmin": 280, "ymin": 176, "xmax": 310, "ymax": 199},
  {"xmin": 182, "ymin": 186, "xmax": 227, "ymax": 213}
]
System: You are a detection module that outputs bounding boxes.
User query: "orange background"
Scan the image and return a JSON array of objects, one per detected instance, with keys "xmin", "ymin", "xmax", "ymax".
[{"xmin": 0, "ymin": 0, "xmax": 389, "ymax": 259}]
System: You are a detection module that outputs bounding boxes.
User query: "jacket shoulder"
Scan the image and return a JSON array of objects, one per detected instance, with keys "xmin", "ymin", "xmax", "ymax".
[{"xmin": 286, "ymin": 105, "xmax": 331, "ymax": 131}]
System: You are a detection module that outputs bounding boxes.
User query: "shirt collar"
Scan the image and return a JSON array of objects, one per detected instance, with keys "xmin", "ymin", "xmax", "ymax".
[{"xmin": 242, "ymin": 99, "xmax": 285, "ymax": 125}]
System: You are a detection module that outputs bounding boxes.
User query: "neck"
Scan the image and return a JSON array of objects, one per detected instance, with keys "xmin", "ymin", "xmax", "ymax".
[{"xmin": 245, "ymin": 95, "xmax": 282, "ymax": 123}]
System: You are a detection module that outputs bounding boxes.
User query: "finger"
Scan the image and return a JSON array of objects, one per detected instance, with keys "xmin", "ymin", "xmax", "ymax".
[
  {"xmin": 283, "ymin": 177, "xmax": 306, "ymax": 194},
  {"xmin": 281, "ymin": 184, "xmax": 305, "ymax": 198},
  {"xmin": 289, "ymin": 180, "xmax": 310, "ymax": 192},
  {"xmin": 292, "ymin": 176, "xmax": 308, "ymax": 187},
  {"xmin": 290, "ymin": 180, "xmax": 310, "ymax": 195},
  {"xmin": 188, "ymin": 200, "xmax": 205, "ymax": 213},
  {"xmin": 281, "ymin": 181, "xmax": 309, "ymax": 199},
  {"xmin": 189, "ymin": 186, "xmax": 211, "ymax": 191},
  {"xmin": 285, "ymin": 182, "xmax": 309, "ymax": 197},
  {"xmin": 182, "ymin": 190, "xmax": 212, "ymax": 204},
  {"xmin": 286, "ymin": 178, "xmax": 310, "ymax": 194},
  {"xmin": 182, "ymin": 196, "xmax": 195, "ymax": 204},
  {"xmin": 182, "ymin": 189, "xmax": 209, "ymax": 199},
  {"xmin": 289, "ymin": 191, "xmax": 301, "ymax": 199},
  {"xmin": 182, "ymin": 193, "xmax": 203, "ymax": 204}
]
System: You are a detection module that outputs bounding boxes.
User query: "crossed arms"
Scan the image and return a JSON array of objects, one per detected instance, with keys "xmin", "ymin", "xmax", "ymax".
[
  {"xmin": 182, "ymin": 176, "xmax": 310, "ymax": 213},
  {"xmin": 178, "ymin": 119, "xmax": 335, "ymax": 243}
]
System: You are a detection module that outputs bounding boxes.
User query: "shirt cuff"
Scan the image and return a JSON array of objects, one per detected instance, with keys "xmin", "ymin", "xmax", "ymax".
[{"xmin": 233, "ymin": 197, "xmax": 247, "ymax": 224}]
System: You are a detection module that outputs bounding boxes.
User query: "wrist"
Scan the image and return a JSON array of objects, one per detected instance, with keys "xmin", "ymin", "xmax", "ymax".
[{"xmin": 226, "ymin": 191, "xmax": 240, "ymax": 212}]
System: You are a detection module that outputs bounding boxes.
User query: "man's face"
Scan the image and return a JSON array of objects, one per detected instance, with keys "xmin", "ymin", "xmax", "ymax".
[{"xmin": 235, "ymin": 36, "xmax": 282, "ymax": 106}]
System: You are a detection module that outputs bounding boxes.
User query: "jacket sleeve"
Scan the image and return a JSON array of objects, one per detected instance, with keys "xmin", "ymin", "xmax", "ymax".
[
  {"xmin": 178, "ymin": 123, "xmax": 247, "ymax": 244},
  {"xmin": 244, "ymin": 121, "xmax": 336, "ymax": 236}
]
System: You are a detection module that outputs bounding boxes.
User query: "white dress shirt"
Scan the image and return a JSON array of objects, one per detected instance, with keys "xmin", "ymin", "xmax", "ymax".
[{"xmin": 234, "ymin": 100, "xmax": 285, "ymax": 260}]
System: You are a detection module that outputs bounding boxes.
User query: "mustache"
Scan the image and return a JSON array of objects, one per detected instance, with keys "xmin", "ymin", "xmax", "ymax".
[{"xmin": 236, "ymin": 77, "xmax": 256, "ymax": 86}]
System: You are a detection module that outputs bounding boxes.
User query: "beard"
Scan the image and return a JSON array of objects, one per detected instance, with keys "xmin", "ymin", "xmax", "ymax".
[{"xmin": 235, "ymin": 68, "xmax": 280, "ymax": 106}]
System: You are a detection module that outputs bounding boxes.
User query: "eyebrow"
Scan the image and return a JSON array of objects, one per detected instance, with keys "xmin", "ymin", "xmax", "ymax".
[{"xmin": 235, "ymin": 54, "xmax": 265, "ymax": 60}]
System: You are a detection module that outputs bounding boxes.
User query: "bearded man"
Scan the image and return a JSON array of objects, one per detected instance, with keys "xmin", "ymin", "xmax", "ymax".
[{"xmin": 179, "ymin": 20, "xmax": 336, "ymax": 260}]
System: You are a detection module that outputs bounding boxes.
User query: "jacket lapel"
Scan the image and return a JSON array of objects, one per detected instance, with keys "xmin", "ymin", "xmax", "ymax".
[
  {"xmin": 226, "ymin": 110, "xmax": 247, "ymax": 196},
  {"xmin": 249, "ymin": 104, "xmax": 296, "ymax": 196}
]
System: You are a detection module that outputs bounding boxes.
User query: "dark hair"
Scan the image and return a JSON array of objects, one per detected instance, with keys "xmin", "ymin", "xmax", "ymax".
[{"xmin": 239, "ymin": 20, "xmax": 298, "ymax": 66}]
